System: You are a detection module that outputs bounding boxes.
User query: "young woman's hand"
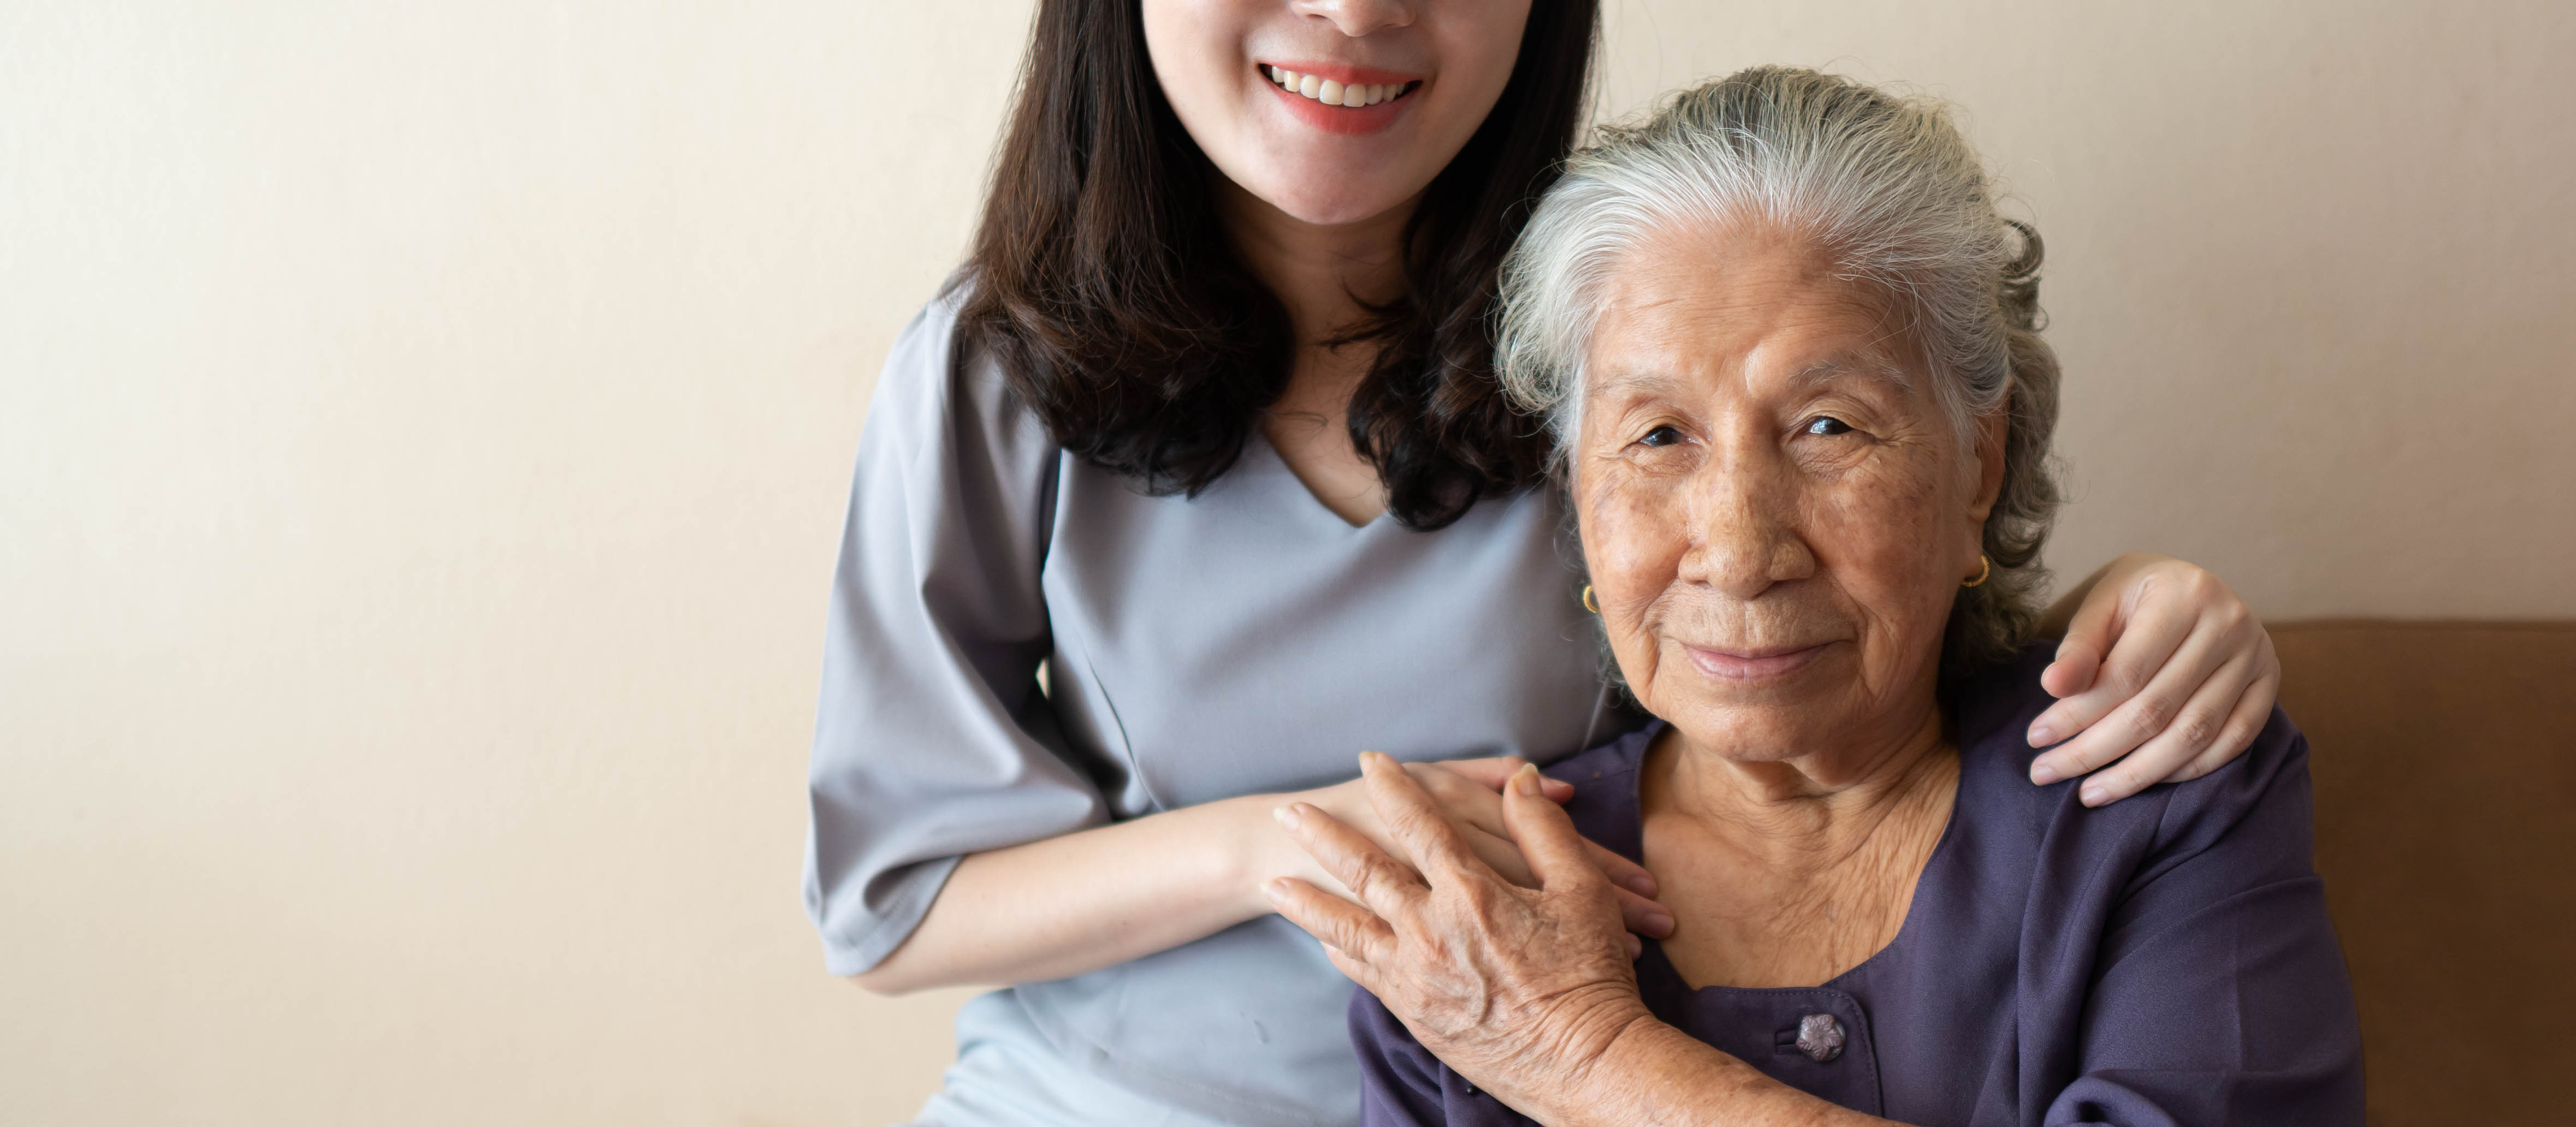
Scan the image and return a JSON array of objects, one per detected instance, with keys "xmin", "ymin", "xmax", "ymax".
[
  {"xmin": 1259, "ymin": 755, "xmax": 1674, "ymax": 941},
  {"xmin": 2029, "ymin": 553, "xmax": 2281, "ymax": 806}
]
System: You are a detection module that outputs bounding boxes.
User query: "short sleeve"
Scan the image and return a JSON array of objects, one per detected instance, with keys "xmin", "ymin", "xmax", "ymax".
[
  {"xmin": 2041, "ymin": 713, "xmax": 2367, "ymax": 1126},
  {"xmin": 800, "ymin": 295, "xmax": 1109, "ymax": 976}
]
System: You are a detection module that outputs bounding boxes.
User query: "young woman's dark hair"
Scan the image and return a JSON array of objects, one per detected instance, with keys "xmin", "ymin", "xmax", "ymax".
[{"xmin": 950, "ymin": 1, "xmax": 1601, "ymax": 530}]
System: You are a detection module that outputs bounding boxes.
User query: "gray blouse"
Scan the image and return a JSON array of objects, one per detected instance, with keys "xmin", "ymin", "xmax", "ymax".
[{"xmin": 803, "ymin": 295, "xmax": 1619, "ymax": 1127}]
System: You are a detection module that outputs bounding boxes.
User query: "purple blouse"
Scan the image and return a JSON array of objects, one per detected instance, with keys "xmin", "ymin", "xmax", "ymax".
[{"xmin": 1349, "ymin": 646, "xmax": 2365, "ymax": 1126}]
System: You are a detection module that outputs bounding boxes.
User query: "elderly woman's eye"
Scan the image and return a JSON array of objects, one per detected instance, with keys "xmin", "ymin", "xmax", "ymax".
[
  {"xmin": 1639, "ymin": 425, "xmax": 1685, "ymax": 448},
  {"xmin": 1804, "ymin": 416, "xmax": 1855, "ymax": 436}
]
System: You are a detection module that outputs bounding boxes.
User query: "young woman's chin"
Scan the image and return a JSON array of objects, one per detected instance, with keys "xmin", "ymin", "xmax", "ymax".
[
  {"xmin": 1212, "ymin": 131, "xmax": 1444, "ymax": 227},
  {"xmin": 1235, "ymin": 177, "xmax": 1419, "ymax": 228}
]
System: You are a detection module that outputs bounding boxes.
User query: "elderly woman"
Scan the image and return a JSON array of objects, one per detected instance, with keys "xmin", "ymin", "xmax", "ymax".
[{"xmin": 1263, "ymin": 67, "xmax": 2365, "ymax": 1126}]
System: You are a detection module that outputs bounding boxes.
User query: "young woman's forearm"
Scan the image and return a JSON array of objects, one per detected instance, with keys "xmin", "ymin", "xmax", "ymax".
[
  {"xmin": 851, "ymin": 757, "xmax": 1662, "ymax": 994},
  {"xmin": 850, "ymin": 793, "xmax": 1282, "ymax": 994}
]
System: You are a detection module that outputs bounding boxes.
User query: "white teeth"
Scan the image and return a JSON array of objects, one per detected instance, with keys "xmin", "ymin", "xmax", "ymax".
[{"xmin": 1269, "ymin": 68, "xmax": 1407, "ymax": 108}]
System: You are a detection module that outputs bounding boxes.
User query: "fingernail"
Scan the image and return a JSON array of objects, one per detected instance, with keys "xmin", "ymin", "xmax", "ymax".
[
  {"xmin": 1263, "ymin": 878, "xmax": 1291, "ymax": 903},
  {"xmin": 2079, "ymin": 782, "xmax": 2109, "ymax": 806},
  {"xmin": 1624, "ymin": 873, "xmax": 1658, "ymax": 897},
  {"xmin": 2030, "ymin": 761, "xmax": 2060, "ymax": 785},
  {"xmin": 1625, "ymin": 934, "xmax": 1644, "ymax": 959},
  {"xmin": 2028, "ymin": 725, "xmax": 2057, "ymax": 748},
  {"xmin": 1645, "ymin": 909, "xmax": 1674, "ymax": 935},
  {"xmin": 1273, "ymin": 804, "xmax": 1302, "ymax": 829},
  {"xmin": 1512, "ymin": 763, "xmax": 1544, "ymax": 796}
]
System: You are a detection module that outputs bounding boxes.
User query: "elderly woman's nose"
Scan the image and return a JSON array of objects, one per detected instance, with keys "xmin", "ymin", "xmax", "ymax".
[
  {"xmin": 1290, "ymin": 0, "xmax": 1418, "ymax": 37},
  {"xmin": 1680, "ymin": 468, "xmax": 1813, "ymax": 599}
]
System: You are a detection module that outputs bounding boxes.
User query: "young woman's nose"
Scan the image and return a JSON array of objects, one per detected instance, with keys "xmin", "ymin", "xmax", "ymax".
[{"xmin": 1290, "ymin": 0, "xmax": 1418, "ymax": 38}]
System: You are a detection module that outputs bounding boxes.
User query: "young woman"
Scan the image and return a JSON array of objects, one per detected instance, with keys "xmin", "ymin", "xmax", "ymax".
[{"xmin": 806, "ymin": 3, "xmax": 2281, "ymax": 1126}]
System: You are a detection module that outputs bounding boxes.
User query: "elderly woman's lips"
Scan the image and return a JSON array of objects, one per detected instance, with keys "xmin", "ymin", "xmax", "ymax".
[{"xmin": 1682, "ymin": 642, "xmax": 1833, "ymax": 681}]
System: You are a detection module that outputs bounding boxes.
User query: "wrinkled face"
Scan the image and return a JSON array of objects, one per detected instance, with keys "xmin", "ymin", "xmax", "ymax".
[
  {"xmin": 1141, "ymin": 0, "xmax": 1533, "ymax": 224},
  {"xmin": 1573, "ymin": 224, "xmax": 2007, "ymax": 760}
]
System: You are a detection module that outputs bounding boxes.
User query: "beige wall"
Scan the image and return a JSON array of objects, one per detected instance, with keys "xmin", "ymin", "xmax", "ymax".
[{"xmin": 3, "ymin": 2, "xmax": 2568, "ymax": 1124}]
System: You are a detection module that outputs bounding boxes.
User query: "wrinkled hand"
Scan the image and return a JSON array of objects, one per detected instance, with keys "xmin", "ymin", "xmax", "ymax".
[
  {"xmin": 2031, "ymin": 553, "xmax": 2281, "ymax": 805},
  {"xmin": 1270, "ymin": 755, "xmax": 1673, "ymax": 940},
  {"xmin": 1265, "ymin": 754, "xmax": 1657, "ymax": 1110}
]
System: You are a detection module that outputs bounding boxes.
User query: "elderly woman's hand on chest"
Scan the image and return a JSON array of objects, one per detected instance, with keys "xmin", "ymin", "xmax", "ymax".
[
  {"xmin": 1265, "ymin": 754, "xmax": 1888, "ymax": 1127},
  {"xmin": 1264, "ymin": 756, "xmax": 1686, "ymax": 1124},
  {"xmin": 1266, "ymin": 755, "xmax": 1647, "ymax": 1096}
]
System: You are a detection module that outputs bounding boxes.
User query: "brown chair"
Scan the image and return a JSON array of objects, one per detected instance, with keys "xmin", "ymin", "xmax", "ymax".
[{"xmin": 2273, "ymin": 621, "xmax": 2576, "ymax": 1126}]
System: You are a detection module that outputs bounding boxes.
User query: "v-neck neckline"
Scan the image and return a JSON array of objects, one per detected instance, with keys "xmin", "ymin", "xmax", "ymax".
[{"xmin": 1245, "ymin": 427, "xmax": 1392, "ymax": 533}]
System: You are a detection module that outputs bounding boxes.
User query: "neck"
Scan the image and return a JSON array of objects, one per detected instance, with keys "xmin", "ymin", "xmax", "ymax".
[
  {"xmin": 1215, "ymin": 177, "xmax": 1416, "ymax": 526},
  {"xmin": 1215, "ymin": 176, "xmax": 1414, "ymax": 349},
  {"xmin": 1648, "ymin": 699, "xmax": 1955, "ymax": 877}
]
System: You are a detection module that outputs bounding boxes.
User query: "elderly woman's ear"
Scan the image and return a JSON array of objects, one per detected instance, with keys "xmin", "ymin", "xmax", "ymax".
[{"xmin": 1964, "ymin": 405, "xmax": 2010, "ymax": 574}]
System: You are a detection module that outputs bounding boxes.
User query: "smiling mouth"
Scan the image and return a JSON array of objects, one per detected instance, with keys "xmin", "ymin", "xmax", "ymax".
[
  {"xmin": 1681, "ymin": 641, "xmax": 1837, "ymax": 683},
  {"xmin": 1262, "ymin": 64, "xmax": 1421, "ymax": 109}
]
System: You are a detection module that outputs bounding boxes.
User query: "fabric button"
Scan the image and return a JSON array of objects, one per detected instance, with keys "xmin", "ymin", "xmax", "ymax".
[{"xmin": 1795, "ymin": 1013, "xmax": 1846, "ymax": 1063}]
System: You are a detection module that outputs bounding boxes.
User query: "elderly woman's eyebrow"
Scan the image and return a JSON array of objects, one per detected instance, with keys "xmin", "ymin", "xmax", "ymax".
[
  {"xmin": 1586, "ymin": 359, "xmax": 1910, "ymax": 402},
  {"xmin": 1589, "ymin": 366, "xmax": 1695, "ymax": 398},
  {"xmin": 1789, "ymin": 355, "xmax": 1913, "ymax": 394}
]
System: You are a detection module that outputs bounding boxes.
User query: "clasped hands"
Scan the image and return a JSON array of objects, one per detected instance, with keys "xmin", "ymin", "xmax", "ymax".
[{"xmin": 1263, "ymin": 752, "xmax": 1659, "ymax": 1120}]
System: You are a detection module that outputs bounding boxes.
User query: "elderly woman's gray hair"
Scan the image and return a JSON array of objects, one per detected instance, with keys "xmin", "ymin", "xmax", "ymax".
[{"xmin": 1498, "ymin": 65, "xmax": 2063, "ymax": 674}]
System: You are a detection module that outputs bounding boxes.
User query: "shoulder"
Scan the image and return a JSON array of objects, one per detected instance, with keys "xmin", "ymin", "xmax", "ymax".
[
  {"xmin": 1347, "ymin": 986, "xmax": 1530, "ymax": 1127},
  {"xmin": 2130, "ymin": 707, "xmax": 2316, "ymax": 884},
  {"xmin": 1950, "ymin": 642, "xmax": 2317, "ymax": 891},
  {"xmin": 859, "ymin": 281, "xmax": 1058, "ymax": 477},
  {"xmin": 1947, "ymin": 642, "xmax": 2063, "ymax": 773},
  {"xmin": 866, "ymin": 282, "xmax": 987, "ymax": 419},
  {"xmin": 1541, "ymin": 721, "xmax": 1660, "ymax": 864},
  {"xmin": 873, "ymin": 283, "xmax": 968, "ymax": 395},
  {"xmin": 1347, "ymin": 986, "xmax": 1442, "ymax": 1124},
  {"xmin": 1540, "ymin": 721, "xmax": 1655, "ymax": 787}
]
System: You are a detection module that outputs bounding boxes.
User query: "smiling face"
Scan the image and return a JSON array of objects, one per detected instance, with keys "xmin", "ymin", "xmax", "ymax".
[
  {"xmin": 1141, "ymin": 0, "xmax": 1533, "ymax": 225},
  {"xmin": 1573, "ymin": 223, "xmax": 2009, "ymax": 762}
]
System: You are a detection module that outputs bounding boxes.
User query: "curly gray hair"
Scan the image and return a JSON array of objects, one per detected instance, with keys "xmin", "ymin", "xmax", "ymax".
[{"xmin": 1496, "ymin": 66, "xmax": 2062, "ymax": 675}]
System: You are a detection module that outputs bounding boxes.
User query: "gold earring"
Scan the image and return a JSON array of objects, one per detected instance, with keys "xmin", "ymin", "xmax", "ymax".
[
  {"xmin": 1962, "ymin": 554, "xmax": 1991, "ymax": 588},
  {"xmin": 1580, "ymin": 585, "xmax": 1601, "ymax": 614}
]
